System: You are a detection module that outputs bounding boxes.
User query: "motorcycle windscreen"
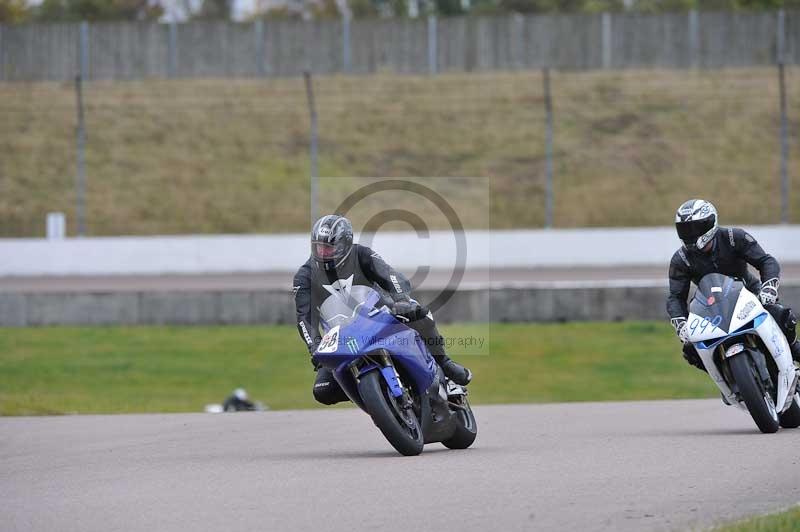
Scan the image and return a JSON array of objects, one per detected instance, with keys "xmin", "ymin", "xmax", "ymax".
[
  {"xmin": 688, "ymin": 273, "xmax": 744, "ymax": 333},
  {"xmin": 319, "ymin": 285, "xmax": 382, "ymax": 331}
]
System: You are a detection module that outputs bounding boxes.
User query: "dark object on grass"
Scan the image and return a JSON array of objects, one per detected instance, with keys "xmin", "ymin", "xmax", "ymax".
[{"xmin": 222, "ymin": 388, "xmax": 265, "ymax": 412}]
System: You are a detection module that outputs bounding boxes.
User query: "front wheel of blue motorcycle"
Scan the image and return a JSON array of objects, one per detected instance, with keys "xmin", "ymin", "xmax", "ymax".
[{"xmin": 358, "ymin": 371, "xmax": 424, "ymax": 456}]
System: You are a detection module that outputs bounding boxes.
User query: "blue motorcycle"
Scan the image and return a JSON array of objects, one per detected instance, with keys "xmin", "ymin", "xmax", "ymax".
[{"xmin": 313, "ymin": 291, "xmax": 477, "ymax": 456}]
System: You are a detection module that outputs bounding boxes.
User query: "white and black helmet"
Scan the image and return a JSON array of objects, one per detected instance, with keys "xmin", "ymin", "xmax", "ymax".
[
  {"xmin": 675, "ymin": 199, "xmax": 718, "ymax": 251},
  {"xmin": 311, "ymin": 215, "xmax": 354, "ymax": 271}
]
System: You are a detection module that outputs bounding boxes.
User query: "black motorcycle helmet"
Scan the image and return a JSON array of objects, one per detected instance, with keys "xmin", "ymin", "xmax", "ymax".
[
  {"xmin": 674, "ymin": 199, "xmax": 718, "ymax": 251},
  {"xmin": 311, "ymin": 215, "xmax": 354, "ymax": 271}
]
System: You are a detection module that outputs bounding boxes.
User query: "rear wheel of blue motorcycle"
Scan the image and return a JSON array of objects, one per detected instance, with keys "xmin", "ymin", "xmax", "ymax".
[
  {"xmin": 442, "ymin": 396, "xmax": 477, "ymax": 450},
  {"xmin": 778, "ymin": 393, "xmax": 800, "ymax": 428},
  {"xmin": 358, "ymin": 371, "xmax": 424, "ymax": 456}
]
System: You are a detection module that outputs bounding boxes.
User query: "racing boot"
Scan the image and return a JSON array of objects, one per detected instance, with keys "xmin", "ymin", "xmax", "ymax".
[{"xmin": 435, "ymin": 354, "xmax": 473, "ymax": 386}]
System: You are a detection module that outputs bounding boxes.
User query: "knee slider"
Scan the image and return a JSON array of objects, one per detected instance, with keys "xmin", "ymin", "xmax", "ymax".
[{"xmin": 313, "ymin": 381, "xmax": 340, "ymax": 405}]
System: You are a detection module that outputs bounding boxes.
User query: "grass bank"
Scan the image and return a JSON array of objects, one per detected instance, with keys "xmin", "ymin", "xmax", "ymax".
[
  {"xmin": 1, "ymin": 68, "xmax": 798, "ymax": 236},
  {"xmin": 0, "ymin": 321, "xmax": 714, "ymax": 415},
  {"xmin": 714, "ymin": 506, "xmax": 800, "ymax": 532}
]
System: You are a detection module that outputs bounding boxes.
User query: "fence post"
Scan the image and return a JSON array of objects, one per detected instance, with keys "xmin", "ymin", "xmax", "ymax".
[
  {"xmin": 688, "ymin": 9, "xmax": 699, "ymax": 68},
  {"xmin": 74, "ymin": 73, "xmax": 87, "ymax": 236},
  {"xmin": 777, "ymin": 9, "xmax": 790, "ymax": 224},
  {"xmin": 543, "ymin": 67, "xmax": 554, "ymax": 229},
  {"xmin": 304, "ymin": 72, "xmax": 319, "ymax": 227},
  {"xmin": 513, "ymin": 13, "xmax": 525, "ymax": 70},
  {"xmin": 428, "ymin": 15, "xmax": 437, "ymax": 75},
  {"xmin": 79, "ymin": 21, "xmax": 89, "ymax": 81},
  {"xmin": 168, "ymin": 22, "xmax": 177, "ymax": 78},
  {"xmin": 407, "ymin": 0, "xmax": 419, "ymax": 18},
  {"xmin": 304, "ymin": 21, "xmax": 313, "ymax": 74},
  {"xmin": 0, "ymin": 24, "xmax": 4, "ymax": 82},
  {"xmin": 601, "ymin": 12, "xmax": 612, "ymax": 69},
  {"xmin": 342, "ymin": 13, "xmax": 352, "ymax": 73},
  {"xmin": 255, "ymin": 19, "xmax": 265, "ymax": 77}
]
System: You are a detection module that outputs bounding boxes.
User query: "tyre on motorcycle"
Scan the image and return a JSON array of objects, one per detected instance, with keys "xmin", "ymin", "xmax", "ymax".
[
  {"xmin": 441, "ymin": 395, "xmax": 478, "ymax": 450},
  {"xmin": 778, "ymin": 392, "xmax": 800, "ymax": 428},
  {"xmin": 358, "ymin": 370, "xmax": 424, "ymax": 456},
  {"xmin": 728, "ymin": 352, "xmax": 779, "ymax": 434}
]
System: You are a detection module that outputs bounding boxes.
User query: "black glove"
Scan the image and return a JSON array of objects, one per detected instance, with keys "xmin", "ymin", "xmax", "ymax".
[
  {"xmin": 392, "ymin": 299, "xmax": 425, "ymax": 323},
  {"xmin": 682, "ymin": 343, "xmax": 705, "ymax": 371}
]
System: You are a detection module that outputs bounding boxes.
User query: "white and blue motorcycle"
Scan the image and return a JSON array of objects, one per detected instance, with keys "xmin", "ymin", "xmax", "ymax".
[{"xmin": 686, "ymin": 273, "xmax": 800, "ymax": 433}]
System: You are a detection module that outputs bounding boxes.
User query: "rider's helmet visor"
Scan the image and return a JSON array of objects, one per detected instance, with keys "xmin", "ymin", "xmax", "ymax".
[
  {"xmin": 312, "ymin": 242, "xmax": 338, "ymax": 260},
  {"xmin": 676, "ymin": 215, "xmax": 715, "ymax": 245}
]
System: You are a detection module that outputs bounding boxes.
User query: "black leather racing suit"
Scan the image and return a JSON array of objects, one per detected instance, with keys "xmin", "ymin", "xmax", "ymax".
[
  {"xmin": 666, "ymin": 227, "xmax": 796, "ymax": 368},
  {"xmin": 293, "ymin": 244, "xmax": 449, "ymax": 405}
]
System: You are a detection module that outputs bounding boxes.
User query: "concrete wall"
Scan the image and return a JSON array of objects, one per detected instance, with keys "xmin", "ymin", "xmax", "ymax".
[
  {"xmin": 2, "ymin": 226, "xmax": 799, "ymax": 277},
  {"xmin": 2, "ymin": 285, "xmax": 798, "ymax": 327}
]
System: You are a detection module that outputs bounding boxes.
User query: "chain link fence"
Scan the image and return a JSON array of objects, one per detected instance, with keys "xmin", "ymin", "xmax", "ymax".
[
  {"xmin": 0, "ymin": 65, "xmax": 796, "ymax": 237},
  {"xmin": 1, "ymin": 11, "xmax": 799, "ymax": 81}
]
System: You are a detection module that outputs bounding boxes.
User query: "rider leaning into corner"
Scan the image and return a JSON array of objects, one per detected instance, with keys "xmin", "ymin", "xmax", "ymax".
[
  {"xmin": 292, "ymin": 214, "xmax": 473, "ymax": 406},
  {"xmin": 667, "ymin": 198, "xmax": 800, "ymax": 371}
]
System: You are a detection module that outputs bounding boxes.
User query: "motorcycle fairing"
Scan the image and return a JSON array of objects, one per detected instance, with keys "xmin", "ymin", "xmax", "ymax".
[
  {"xmin": 689, "ymin": 273, "xmax": 796, "ymax": 412},
  {"xmin": 688, "ymin": 274, "xmax": 743, "ymax": 335},
  {"xmin": 313, "ymin": 291, "xmax": 438, "ymax": 408}
]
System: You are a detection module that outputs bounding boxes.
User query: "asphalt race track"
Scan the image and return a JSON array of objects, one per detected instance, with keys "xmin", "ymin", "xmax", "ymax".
[
  {"xmin": 2, "ymin": 400, "xmax": 799, "ymax": 532},
  {"xmin": 2, "ymin": 264, "xmax": 800, "ymax": 292}
]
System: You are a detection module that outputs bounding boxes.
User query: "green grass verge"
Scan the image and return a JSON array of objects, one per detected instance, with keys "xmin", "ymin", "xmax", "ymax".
[
  {"xmin": 0, "ymin": 321, "xmax": 714, "ymax": 415},
  {"xmin": 714, "ymin": 507, "xmax": 800, "ymax": 532},
  {"xmin": 1, "ymin": 68, "xmax": 798, "ymax": 236}
]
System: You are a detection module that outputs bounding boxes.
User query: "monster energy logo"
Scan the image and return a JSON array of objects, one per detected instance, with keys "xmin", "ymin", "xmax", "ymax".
[{"xmin": 346, "ymin": 337, "xmax": 359, "ymax": 354}]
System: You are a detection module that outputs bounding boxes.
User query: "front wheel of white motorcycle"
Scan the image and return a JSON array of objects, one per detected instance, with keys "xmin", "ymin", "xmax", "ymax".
[
  {"xmin": 778, "ymin": 393, "xmax": 800, "ymax": 429},
  {"xmin": 729, "ymin": 353, "xmax": 779, "ymax": 434}
]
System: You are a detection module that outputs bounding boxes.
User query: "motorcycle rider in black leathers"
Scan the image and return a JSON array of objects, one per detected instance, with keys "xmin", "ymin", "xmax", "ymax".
[
  {"xmin": 293, "ymin": 215, "xmax": 473, "ymax": 405},
  {"xmin": 667, "ymin": 199, "xmax": 800, "ymax": 371}
]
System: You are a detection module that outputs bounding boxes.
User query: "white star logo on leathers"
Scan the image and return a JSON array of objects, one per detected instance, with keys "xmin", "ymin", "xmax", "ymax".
[{"xmin": 322, "ymin": 275, "xmax": 354, "ymax": 299}]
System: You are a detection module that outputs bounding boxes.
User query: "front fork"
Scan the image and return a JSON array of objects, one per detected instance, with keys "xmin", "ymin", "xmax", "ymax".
[
  {"xmin": 350, "ymin": 351, "xmax": 409, "ymax": 402},
  {"xmin": 700, "ymin": 340, "xmax": 761, "ymax": 410},
  {"xmin": 707, "ymin": 336, "xmax": 799, "ymax": 412}
]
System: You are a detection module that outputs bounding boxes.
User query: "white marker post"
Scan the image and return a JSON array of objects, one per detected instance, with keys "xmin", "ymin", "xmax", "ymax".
[{"xmin": 46, "ymin": 212, "xmax": 66, "ymax": 240}]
